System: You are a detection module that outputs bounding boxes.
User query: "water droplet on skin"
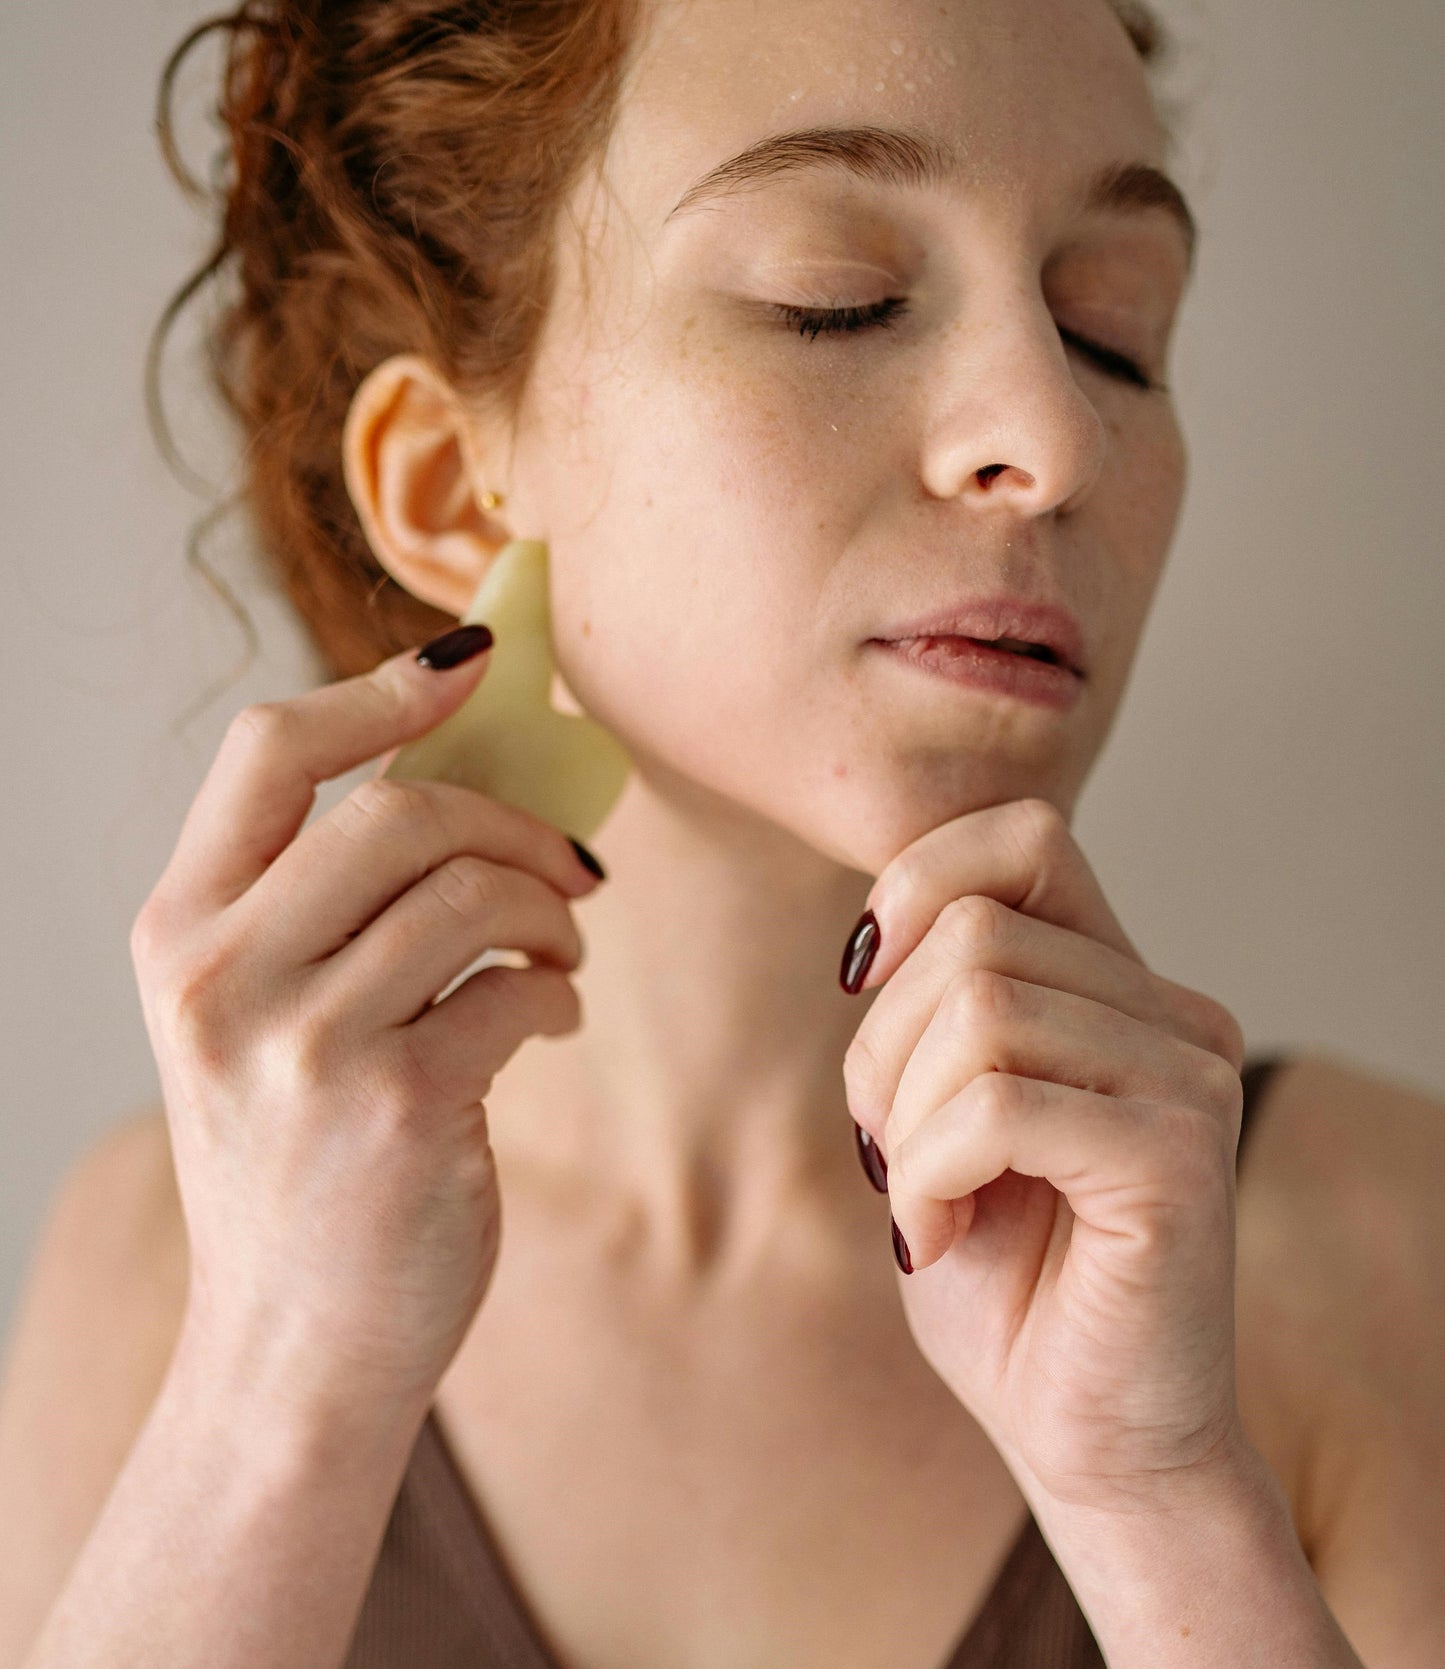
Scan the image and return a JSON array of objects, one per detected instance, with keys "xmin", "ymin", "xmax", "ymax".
[
  {"xmin": 873, "ymin": 80, "xmax": 886, "ymax": 92},
  {"xmin": 889, "ymin": 38, "xmax": 905, "ymax": 55},
  {"xmin": 903, "ymin": 80, "xmax": 917, "ymax": 92}
]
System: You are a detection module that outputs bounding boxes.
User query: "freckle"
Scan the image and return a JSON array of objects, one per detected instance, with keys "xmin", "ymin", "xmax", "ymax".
[{"xmin": 581, "ymin": 619, "xmax": 593, "ymax": 637}]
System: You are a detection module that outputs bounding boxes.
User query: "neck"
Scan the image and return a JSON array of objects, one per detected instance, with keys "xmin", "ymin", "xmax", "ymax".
[{"xmin": 483, "ymin": 772, "xmax": 881, "ymax": 1284}]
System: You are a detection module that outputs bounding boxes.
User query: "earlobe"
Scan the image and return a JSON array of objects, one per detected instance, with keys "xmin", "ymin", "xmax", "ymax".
[{"xmin": 341, "ymin": 353, "xmax": 508, "ymax": 618}]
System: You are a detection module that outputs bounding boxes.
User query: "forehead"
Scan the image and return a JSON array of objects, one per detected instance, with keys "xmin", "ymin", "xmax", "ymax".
[{"xmin": 602, "ymin": 0, "xmax": 1169, "ymax": 234}]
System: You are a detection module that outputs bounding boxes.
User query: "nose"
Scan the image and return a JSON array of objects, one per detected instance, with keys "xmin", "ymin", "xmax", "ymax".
[{"xmin": 919, "ymin": 291, "xmax": 1108, "ymax": 517}]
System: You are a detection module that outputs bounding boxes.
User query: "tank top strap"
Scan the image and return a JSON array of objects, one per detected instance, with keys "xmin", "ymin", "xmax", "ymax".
[{"xmin": 1238, "ymin": 1053, "xmax": 1291, "ymax": 1171}]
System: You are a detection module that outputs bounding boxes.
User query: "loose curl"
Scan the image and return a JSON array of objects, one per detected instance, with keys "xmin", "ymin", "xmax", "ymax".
[{"xmin": 150, "ymin": 0, "xmax": 1171, "ymax": 709}]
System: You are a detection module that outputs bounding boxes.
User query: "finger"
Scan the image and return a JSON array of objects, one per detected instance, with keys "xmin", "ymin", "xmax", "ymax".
[
  {"xmin": 843, "ymin": 896, "xmax": 1218, "ymax": 1139},
  {"xmin": 159, "ymin": 640, "xmax": 496, "ymax": 912},
  {"xmin": 852, "ymin": 798, "xmax": 1141, "ymax": 993},
  {"xmin": 887, "ymin": 1072, "xmax": 1229, "ymax": 1272},
  {"xmin": 307, "ymin": 856, "xmax": 585, "ymax": 1034},
  {"xmin": 391, "ymin": 962, "xmax": 582, "ymax": 1109},
  {"xmin": 883, "ymin": 971, "xmax": 1235, "ymax": 1161},
  {"xmin": 238, "ymin": 776, "xmax": 596, "ymax": 968}
]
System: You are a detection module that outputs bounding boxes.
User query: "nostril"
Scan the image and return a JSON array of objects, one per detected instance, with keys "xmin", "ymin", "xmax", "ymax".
[{"xmin": 976, "ymin": 464, "xmax": 1007, "ymax": 486}]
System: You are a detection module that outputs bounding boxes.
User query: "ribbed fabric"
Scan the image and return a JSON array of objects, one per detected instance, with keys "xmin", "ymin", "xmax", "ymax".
[{"xmin": 343, "ymin": 1054, "xmax": 1290, "ymax": 1669}]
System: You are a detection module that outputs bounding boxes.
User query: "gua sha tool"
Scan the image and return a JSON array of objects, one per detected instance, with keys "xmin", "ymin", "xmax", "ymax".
[{"xmin": 382, "ymin": 538, "xmax": 632, "ymax": 841}]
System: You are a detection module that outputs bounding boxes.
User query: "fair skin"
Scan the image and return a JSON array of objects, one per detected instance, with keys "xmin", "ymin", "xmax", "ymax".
[
  {"xmin": 346, "ymin": 0, "xmax": 1189, "ymax": 1270},
  {"xmin": 0, "ymin": 3, "xmax": 1438, "ymax": 1666},
  {"xmin": 326, "ymin": 0, "xmax": 1438, "ymax": 1663}
]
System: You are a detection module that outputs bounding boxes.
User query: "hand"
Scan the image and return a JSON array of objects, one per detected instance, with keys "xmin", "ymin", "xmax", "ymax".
[
  {"xmin": 130, "ymin": 634, "xmax": 604, "ymax": 1436},
  {"xmin": 841, "ymin": 798, "xmax": 1249, "ymax": 1513}
]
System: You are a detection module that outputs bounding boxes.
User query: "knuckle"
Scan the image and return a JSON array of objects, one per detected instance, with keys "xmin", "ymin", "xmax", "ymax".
[
  {"xmin": 952, "ymin": 964, "xmax": 1015, "ymax": 1023},
  {"xmin": 1008, "ymin": 797, "xmax": 1070, "ymax": 866},
  {"xmin": 129, "ymin": 894, "xmax": 175, "ymax": 968},
  {"xmin": 883, "ymin": 1121, "xmax": 914, "ymax": 1190},
  {"xmin": 1197, "ymin": 995, "xmax": 1246, "ymax": 1073},
  {"xmin": 344, "ymin": 777, "xmax": 440, "ymax": 844},
  {"xmin": 284, "ymin": 999, "xmax": 344, "ymax": 1084},
  {"xmin": 842, "ymin": 1030, "xmax": 886, "ymax": 1125},
  {"xmin": 374, "ymin": 1041, "xmax": 444, "ymax": 1130},
  {"xmin": 225, "ymin": 700, "xmax": 297, "ymax": 755},
  {"xmin": 940, "ymin": 893, "xmax": 1005, "ymax": 960},
  {"xmin": 971, "ymin": 1068, "xmax": 1022, "ymax": 1133},
  {"xmin": 531, "ymin": 964, "xmax": 583, "ymax": 1033},
  {"xmin": 1200, "ymin": 1045, "xmax": 1246, "ymax": 1117},
  {"xmin": 428, "ymin": 854, "xmax": 501, "ymax": 922},
  {"xmin": 1015, "ymin": 796, "xmax": 1068, "ymax": 845},
  {"xmin": 156, "ymin": 947, "xmax": 238, "ymax": 1063}
]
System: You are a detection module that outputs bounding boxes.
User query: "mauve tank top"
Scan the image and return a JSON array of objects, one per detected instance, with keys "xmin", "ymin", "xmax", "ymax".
[{"xmin": 342, "ymin": 1054, "xmax": 1291, "ymax": 1669}]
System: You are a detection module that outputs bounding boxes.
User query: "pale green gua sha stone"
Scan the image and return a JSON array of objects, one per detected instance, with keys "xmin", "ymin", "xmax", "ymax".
[{"xmin": 382, "ymin": 538, "xmax": 632, "ymax": 841}]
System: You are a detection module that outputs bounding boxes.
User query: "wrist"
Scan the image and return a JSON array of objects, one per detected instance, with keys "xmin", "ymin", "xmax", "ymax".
[
  {"xmin": 166, "ymin": 1303, "xmax": 433, "ymax": 1480},
  {"xmin": 1028, "ymin": 1442, "xmax": 1362, "ymax": 1669}
]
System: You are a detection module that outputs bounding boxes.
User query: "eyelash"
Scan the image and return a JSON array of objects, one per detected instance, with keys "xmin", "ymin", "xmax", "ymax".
[{"xmin": 768, "ymin": 297, "xmax": 1163, "ymax": 393}]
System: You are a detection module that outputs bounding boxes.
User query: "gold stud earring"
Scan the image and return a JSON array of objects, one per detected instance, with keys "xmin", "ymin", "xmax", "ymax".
[{"xmin": 479, "ymin": 489, "xmax": 505, "ymax": 511}]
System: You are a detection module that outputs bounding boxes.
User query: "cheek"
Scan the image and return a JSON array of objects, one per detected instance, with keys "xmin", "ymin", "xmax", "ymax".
[
  {"xmin": 1103, "ymin": 401, "xmax": 1186, "ymax": 583},
  {"xmin": 515, "ymin": 356, "xmax": 829, "ymax": 756},
  {"xmin": 657, "ymin": 331, "xmax": 873, "ymax": 532}
]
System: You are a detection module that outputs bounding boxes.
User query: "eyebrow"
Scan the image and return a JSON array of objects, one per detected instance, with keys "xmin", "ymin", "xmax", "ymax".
[{"xmin": 664, "ymin": 125, "xmax": 1197, "ymax": 265}]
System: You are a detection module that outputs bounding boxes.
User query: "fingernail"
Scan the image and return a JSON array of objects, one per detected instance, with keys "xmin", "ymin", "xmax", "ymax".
[
  {"xmin": 853, "ymin": 1122, "xmax": 888, "ymax": 1192},
  {"xmin": 840, "ymin": 909, "xmax": 881, "ymax": 994},
  {"xmin": 890, "ymin": 1217, "xmax": 913, "ymax": 1275},
  {"xmin": 567, "ymin": 836, "xmax": 607, "ymax": 881},
  {"xmin": 415, "ymin": 624, "xmax": 494, "ymax": 669}
]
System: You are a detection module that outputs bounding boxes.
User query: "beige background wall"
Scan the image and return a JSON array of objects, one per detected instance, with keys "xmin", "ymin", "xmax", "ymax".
[{"xmin": 2, "ymin": 0, "xmax": 1441, "ymax": 1337}]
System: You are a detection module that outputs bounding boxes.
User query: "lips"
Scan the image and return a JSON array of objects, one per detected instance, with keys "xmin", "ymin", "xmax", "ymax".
[
  {"xmin": 876, "ymin": 598, "xmax": 1087, "ymax": 679},
  {"xmin": 971, "ymin": 636, "xmax": 1064, "ymax": 666}
]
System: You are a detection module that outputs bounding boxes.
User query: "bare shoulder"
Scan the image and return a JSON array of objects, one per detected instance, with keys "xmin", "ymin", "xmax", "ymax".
[
  {"xmin": 0, "ymin": 1105, "xmax": 188, "ymax": 1662},
  {"xmin": 1236, "ymin": 1052, "xmax": 1445, "ymax": 1665}
]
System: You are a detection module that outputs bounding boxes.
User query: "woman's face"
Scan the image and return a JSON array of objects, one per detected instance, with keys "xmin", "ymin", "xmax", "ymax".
[{"xmin": 502, "ymin": 0, "xmax": 1191, "ymax": 875}]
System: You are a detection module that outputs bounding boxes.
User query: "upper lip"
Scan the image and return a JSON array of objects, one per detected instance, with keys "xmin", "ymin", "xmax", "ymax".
[{"xmin": 872, "ymin": 597, "xmax": 1088, "ymax": 679}]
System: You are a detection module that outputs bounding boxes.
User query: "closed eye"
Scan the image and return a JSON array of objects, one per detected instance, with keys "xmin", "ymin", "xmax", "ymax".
[
  {"xmin": 769, "ymin": 297, "xmax": 911, "ymax": 340},
  {"xmin": 768, "ymin": 298, "xmax": 1164, "ymax": 393},
  {"xmin": 1056, "ymin": 326, "xmax": 1159, "ymax": 392}
]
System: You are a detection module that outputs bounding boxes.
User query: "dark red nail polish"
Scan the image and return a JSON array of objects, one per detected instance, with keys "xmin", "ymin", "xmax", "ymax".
[
  {"xmin": 853, "ymin": 1122, "xmax": 888, "ymax": 1192},
  {"xmin": 415, "ymin": 623, "xmax": 494, "ymax": 668},
  {"xmin": 567, "ymin": 836, "xmax": 607, "ymax": 880},
  {"xmin": 840, "ymin": 910, "xmax": 881, "ymax": 994},
  {"xmin": 890, "ymin": 1217, "xmax": 913, "ymax": 1275}
]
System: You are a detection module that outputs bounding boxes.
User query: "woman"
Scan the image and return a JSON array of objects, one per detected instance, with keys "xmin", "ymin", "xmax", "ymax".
[{"xmin": 3, "ymin": 0, "xmax": 1441, "ymax": 1665}]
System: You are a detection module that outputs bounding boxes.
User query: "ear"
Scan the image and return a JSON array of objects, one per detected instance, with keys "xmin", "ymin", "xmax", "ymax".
[{"xmin": 342, "ymin": 354, "xmax": 512, "ymax": 617}]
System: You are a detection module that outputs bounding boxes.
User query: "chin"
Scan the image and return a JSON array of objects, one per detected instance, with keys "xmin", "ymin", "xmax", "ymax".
[{"xmin": 804, "ymin": 767, "xmax": 1086, "ymax": 878}]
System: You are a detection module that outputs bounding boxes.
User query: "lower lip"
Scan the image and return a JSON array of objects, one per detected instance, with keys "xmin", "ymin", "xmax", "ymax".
[{"xmin": 871, "ymin": 637, "xmax": 1084, "ymax": 709}]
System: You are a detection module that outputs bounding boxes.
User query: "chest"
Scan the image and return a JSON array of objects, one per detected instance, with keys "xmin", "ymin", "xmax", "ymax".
[
  {"xmin": 430, "ymin": 1162, "xmax": 1312, "ymax": 1669},
  {"xmin": 434, "ymin": 1240, "xmax": 1033, "ymax": 1669}
]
